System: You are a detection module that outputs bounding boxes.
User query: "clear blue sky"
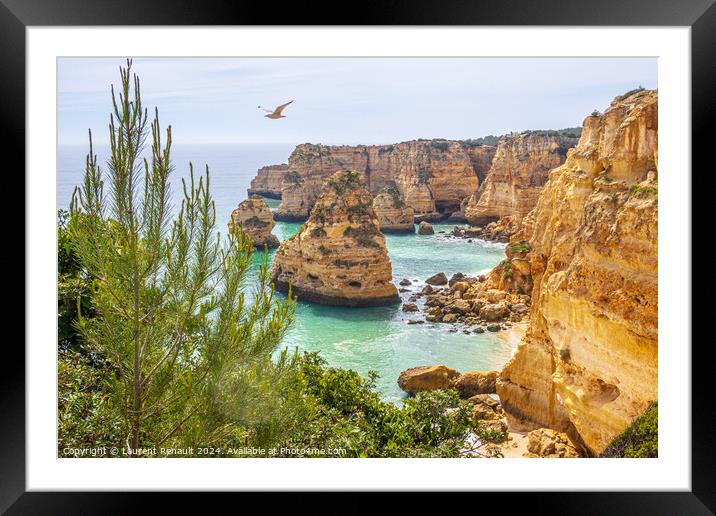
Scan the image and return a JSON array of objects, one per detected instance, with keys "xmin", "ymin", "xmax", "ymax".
[{"xmin": 58, "ymin": 57, "xmax": 657, "ymax": 146}]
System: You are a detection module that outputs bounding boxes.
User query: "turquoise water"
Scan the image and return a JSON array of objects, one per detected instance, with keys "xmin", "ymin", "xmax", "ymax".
[{"xmin": 58, "ymin": 144, "xmax": 513, "ymax": 402}]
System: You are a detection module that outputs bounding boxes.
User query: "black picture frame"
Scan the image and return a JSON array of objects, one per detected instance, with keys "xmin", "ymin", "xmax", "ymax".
[{"xmin": 6, "ymin": 0, "xmax": 711, "ymax": 512}]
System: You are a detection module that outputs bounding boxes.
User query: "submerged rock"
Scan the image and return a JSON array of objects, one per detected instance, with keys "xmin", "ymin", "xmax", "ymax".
[
  {"xmin": 397, "ymin": 365, "xmax": 460, "ymax": 395},
  {"xmin": 270, "ymin": 170, "xmax": 400, "ymax": 307},
  {"xmin": 228, "ymin": 195, "xmax": 279, "ymax": 248}
]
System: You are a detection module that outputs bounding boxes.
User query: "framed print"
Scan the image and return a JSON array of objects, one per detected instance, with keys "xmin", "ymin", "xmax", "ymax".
[{"xmin": 6, "ymin": 0, "xmax": 714, "ymax": 511}]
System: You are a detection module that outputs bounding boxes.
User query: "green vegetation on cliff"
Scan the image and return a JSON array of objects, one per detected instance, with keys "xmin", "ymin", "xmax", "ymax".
[{"xmin": 601, "ymin": 403, "xmax": 658, "ymax": 458}]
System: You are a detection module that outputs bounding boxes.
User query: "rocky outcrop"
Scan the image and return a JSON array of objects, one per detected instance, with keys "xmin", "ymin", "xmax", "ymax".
[
  {"xmin": 247, "ymin": 164, "xmax": 288, "ymax": 199},
  {"xmin": 397, "ymin": 365, "xmax": 461, "ymax": 395},
  {"xmin": 451, "ymin": 216, "xmax": 522, "ymax": 243},
  {"xmin": 227, "ymin": 195, "xmax": 279, "ymax": 248},
  {"xmin": 421, "ymin": 272, "xmax": 531, "ymax": 329},
  {"xmin": 372, "ymin": 186, "xmax": 415, "ymax": 233},
  {"xmin": 496, "ymin": 90, "xmax": 658, "ymax": 455},
  {"xmin": 464, "ymin": 132, "xmax": 578, "ymax": 226},
  {"xmin": 270, "ymin": 170, "xmax": 400, "ymax": 307},
  {"xmin": 417, "ymin": 221, "xmax": 434, "ymax": 235},
  {"xmin": 266, "ymin": 140, "xmax": 492, "ymax": 221},
  {"xmin": 525, "ymin": 428, "xmax": 581, "ymax": 458},
  {"xmin": 461, "ymin": 143, "xmax": 498, "ymax": 183},
  {"xmin": 454, "ymin": 371, "xmax": 498, "ymax": 397}
]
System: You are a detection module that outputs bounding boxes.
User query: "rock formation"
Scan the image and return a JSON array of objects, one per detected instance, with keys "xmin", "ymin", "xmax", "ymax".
[
  {"xmin": 270, "ymin": 170, "xmax": 400, "ymax": 307},
  {"xmin": 525, "ymin": 428, "xmax": 581, "ymax": 458},
  {"xmin": 464, "ymin": 132, "xmax": 579, "ymax": 227},
  {"xmin": 454, "ymin": 371, "xmax": 498, "ymax": 397},
  {"xmin": 227, "ymin": 195, "xmax": 279, "ymax": 248},
  {"xmin": 417, "ymin": 221, "xmax": 434, "ymax": 235},
  {"xmin": 259, "ymin": 140, "xmax": 495, "ymax": 221},
  {"xmin": 372, "ymin": 186, "xmax": 415, "ymax": 233},
  {"xmin": 496, "ymin": 90, "xmax": 658, "ymax": 455},
  {"xmin": 247, "ymin": 164, "xmax": 288, "ymax": 199},
  {"xmin": 397, "ymin": 365, "xmax": 460, "ymax": 395}
]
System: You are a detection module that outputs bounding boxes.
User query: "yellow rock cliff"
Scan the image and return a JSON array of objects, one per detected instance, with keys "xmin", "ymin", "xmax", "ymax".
[{"xmin": 496, "ymin": 90, "xmax": 658, "ymax": 455}]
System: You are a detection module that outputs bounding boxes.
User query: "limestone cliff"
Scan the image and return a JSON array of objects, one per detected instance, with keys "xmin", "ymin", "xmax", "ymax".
[
  {"xmin": 265, "ymin": 140, "xmax": 494, "ymax": 221},
  {"xmin": 271, "ymin": 170, "xmax": 400, "ymax": 307},
  {"xmin": 228, "ymin": 195, "xmax": 279, "ymax": 248},
  {"xmin": 496, "ymin": 90, "xmax": 658, "ymax": 455},
  {"xmin": 247, "ymin": 164, "xmax": 288, "ymax": 199},
  {"xmin": 372, "ymin": 186, "xmax": 415, "ymax": 233},
  {"xmin": 464, "ymin": 132, "xmax": 578, "ymax": 226}
]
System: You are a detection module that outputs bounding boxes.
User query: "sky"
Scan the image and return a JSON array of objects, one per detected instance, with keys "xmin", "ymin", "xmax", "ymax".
[{"xmin": 58, "ymin": 57, "xmax": 657, "ymax": 146}]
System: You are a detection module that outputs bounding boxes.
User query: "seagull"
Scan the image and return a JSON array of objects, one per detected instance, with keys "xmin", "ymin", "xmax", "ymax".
[{"xmin": 258, "ymin": 100, "xmax": 294, "ymax": 119}]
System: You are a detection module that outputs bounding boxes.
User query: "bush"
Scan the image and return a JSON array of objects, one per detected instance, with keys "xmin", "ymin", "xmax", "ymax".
[
  {"xmin": 327, "ymin": 170, "xmax": 363, "ymax": 195},
  {"xmin": 283, "ymin": 353, "xmax": 486, "ymax": 458},
  {"xmin": 629, "ymin": 184, "xmax": 658, "ymax": 197},
  {"xmin": 601, "ymin": 403, "xmax": 658, "ymax": 458}
]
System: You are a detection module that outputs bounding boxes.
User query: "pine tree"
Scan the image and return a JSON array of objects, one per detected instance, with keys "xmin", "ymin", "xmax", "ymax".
[{"xmin": 69, "ymin": 59, "xmax": 297, "ymax": 455}]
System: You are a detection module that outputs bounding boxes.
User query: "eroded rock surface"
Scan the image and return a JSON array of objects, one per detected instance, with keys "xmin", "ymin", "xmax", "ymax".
[
  {"xmin": 464, "ymin": 132, "xmax": 578, "ymax": 227},
  {"xmin": 372, "ymin": 186, "xmax": 415, "ymax": 233},
  {"xmin": 270, "ymin": 170, "xmax": 400, "ymax": 307},
  {"xmin": 496, "ymin": 90, "xmax": 658, "ymax": 455},
  {"xmin": 247, "ymin": 164, "xmax": 288, "ymax": 199},
  {"xmin": 397, "ymin": 365, "xmax": 461, "ymax": 395},
  {"xmin": 228, "ymin": 195, "xmax": 279, "ymax": 248},
  {"xmin": 264, "ymin": 140, "xmax": 494, "ymax": 221}
]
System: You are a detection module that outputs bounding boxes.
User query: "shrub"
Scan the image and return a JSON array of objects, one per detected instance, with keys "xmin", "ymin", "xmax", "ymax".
[
  {"xmin": 430, "ymin": 140, "xmax": 450, "ymax": 152},
  {"xmin": 327, "ymin": 170, "xmax": 363, "ymax": 195},
  {"xmin": 601, "ymin": 403, "xmax": 657, "ymax": 458},
  {"xmin": 629, "ymin": 184, "xmax": 658, "ymax": 197}
]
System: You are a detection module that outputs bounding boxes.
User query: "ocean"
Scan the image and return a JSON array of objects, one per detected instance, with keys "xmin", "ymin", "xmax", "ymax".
[{"xmin": 58, "ymin": 143, "xmax": 514, "ymax": 402}]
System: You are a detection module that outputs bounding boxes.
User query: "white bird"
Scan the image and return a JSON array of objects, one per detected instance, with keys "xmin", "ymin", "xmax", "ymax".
[{"xmin": 258, "ymin": 100, "xmax": 294, "ymax": 119}]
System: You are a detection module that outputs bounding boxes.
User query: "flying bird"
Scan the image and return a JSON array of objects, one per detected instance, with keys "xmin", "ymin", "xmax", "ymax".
[{"xmin": 258, "ymin": 100, "xmax": 294, "ymax": 119}]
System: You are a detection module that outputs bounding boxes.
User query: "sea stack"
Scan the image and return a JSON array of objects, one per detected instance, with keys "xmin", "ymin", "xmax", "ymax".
[
  {"xmin": 228, "ymin": 195, "xmax": 279, "ymax": 248},
  {"xmin": 496, "ymin": 90, "xmax": 658, "ymax": 455},
  {"xmin": 372, "ymin": 185, "xmax": 415, "ymax": 233},
  {"xmin": 271, "ymin": 170, "xmax": 400, "ymax": 307}
]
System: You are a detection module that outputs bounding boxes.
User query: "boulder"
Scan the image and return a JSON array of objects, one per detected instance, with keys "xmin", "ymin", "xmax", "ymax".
[
  {"xmin": 397, "ymin": 365, "xmax": 460, "ymax": 395},
  {"xmin": 399, "ymin": 278, "xmax": 412, "ymax": 286},
  {"xmin": 454, "ymin": 370, "xmax": 498, "ymax": 397},
  {"xmin": 511, "ymin": 302, "xmax": 529, "ymax": 314},
  {"xmin": 483, "ymin": 289, "xmax": 507, "ymax": 303},
  {"xmin": 442, "ymin": 313, "xmax": 458, "ymax": 323},
  {"xmin": 480, "ymin": 302, "xmax": 509, "ymax": 321},
  {"xmin": 526, "ymin": 428, "xmax": 581, "ymax": 458},
  {"xmin": 417, "ymin": 221, "xmax": 435, "ymax": 235},
  {"xmin": 402, "ymin": 303, "xmax": 419, "ymax": 312},
  {"xmin": 450, "ymin": 299, "xmax": 471, "ymax": 315},
  {"xmin": 452, "ymin": 281, "xmax": 470, "ymax": 294},
  {"xmin": 426, "ymin": 272, "xmax": 448, "ymax": 286},
  {"xmin": 481, "ymin": 418, "xmax": 508, "ymax": 435}
]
